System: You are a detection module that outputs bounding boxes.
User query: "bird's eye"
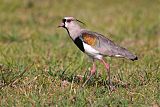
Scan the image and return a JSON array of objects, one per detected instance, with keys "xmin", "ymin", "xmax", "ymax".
[{"xmin": 66, "ymin": 19, "xmax": 72, "ymax": 23}]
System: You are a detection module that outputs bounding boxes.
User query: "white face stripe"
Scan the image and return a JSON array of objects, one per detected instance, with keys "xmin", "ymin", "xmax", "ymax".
[
  {"xmin": 64, "ymin": 21, "xmax": 68, "ymax": 27},
  {"xmin": 64, "ymin": 17, "xmax": 74, "ymax": 20},
  {"xmin": 63, "ymin": 17, "xmax": 75, "ymax": 28}
]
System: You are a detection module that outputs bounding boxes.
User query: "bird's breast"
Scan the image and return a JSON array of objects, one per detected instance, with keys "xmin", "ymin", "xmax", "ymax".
[
  {"xmin": 74, "ymin": 36, "xmax": 102, "ymax": 59},
  {"xmin": 74, "ymin": 37, "xmax": 85, "ymax": 52},
  {"xmin": 83, "ymin": 42, "xmax": 102, "ymax": 59}
]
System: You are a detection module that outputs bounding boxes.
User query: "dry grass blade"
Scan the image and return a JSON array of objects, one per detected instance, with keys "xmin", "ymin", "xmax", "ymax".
[{"xmin": 0, "ymin": 62, "xmax": 34, "ymax": 89}]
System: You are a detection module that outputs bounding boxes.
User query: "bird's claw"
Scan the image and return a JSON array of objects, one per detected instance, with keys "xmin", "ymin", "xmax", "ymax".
[{"xmin": 109, "ymin": 85, "xmax": 116, "ymax": 92}]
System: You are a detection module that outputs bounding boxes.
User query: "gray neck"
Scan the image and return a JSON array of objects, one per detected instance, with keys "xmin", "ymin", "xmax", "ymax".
[{"xmin": 66, "ymin": 25, "xmax": 82, "ymax": 40}]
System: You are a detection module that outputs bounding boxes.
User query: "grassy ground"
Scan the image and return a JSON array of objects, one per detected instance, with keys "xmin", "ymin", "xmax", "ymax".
[{"xmin": 0, "ymin": 0, "xmax": 160, "ymax": 106}]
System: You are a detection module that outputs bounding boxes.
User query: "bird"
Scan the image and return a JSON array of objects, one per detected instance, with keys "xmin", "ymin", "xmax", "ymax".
[{"xmin": 58, "ymin": 16, "xmax": 138, "ymax": 89}]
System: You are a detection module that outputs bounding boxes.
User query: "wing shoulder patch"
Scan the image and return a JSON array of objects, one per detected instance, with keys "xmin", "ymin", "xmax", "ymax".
[{"xmin": 82, "ymin": 33, "xmax": 97, "ymax": 46}]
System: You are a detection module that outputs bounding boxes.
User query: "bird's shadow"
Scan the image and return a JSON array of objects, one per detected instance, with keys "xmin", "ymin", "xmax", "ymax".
[{"xmin": 58, "ymin": 70, "xmax": 131, "ymax": 89}]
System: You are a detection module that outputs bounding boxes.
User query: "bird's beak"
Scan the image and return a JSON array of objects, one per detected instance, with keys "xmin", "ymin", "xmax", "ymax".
[{"xmin": 58, "ymin": 22, "xmax": 65, "ymax": 28}]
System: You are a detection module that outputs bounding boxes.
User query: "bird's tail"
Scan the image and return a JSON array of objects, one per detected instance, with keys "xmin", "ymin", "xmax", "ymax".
[
  {"xmin": 130, "ymin": 55, "xmax": 138, "ymax": 61},
  {"xmin": 122, "ymin": 49, "xmax": 138, "ymax": 61}
]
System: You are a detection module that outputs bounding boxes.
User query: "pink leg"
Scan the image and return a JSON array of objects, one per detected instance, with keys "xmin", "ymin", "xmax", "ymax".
[
  {"xmin": 100, "ymin": 59, "xmax": 114, "ymax": 90},
  {"xmin": 82, "ymin": 61, "xmax": 96, "ymax": 87},
  {"xmin": 90, "ymin": 62, "xmax": 96, "ymax": 75},
  {"xmin": 101, "ymin": 59, "xmax": 110, "ymax": 70}
]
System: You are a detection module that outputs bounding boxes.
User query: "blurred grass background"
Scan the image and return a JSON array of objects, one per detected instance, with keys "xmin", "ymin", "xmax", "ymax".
[{"xmin": 0, "ymin": 0, "xmax": 160, "ymax": 106}]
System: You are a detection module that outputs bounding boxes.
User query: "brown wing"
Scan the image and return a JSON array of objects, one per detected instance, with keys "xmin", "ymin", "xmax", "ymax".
[{"xmin": 81, "ymin": 33, "xmax": 97, "ymax": 46}]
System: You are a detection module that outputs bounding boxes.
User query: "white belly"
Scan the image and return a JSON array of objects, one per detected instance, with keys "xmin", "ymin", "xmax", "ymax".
[{"xmin": 83, "ymin": 42, "xmax": 103, "ymax": 59}]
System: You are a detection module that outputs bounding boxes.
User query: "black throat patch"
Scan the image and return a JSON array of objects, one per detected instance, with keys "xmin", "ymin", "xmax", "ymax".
[{"xmin": 74, "ymin": 37, "xmax": 85, "ymax": 52}]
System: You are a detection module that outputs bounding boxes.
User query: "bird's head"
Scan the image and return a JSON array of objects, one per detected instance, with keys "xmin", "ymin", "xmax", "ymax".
[{"xmin": 58, "ymin": 17, "xmax": 85, "ymax": 30}]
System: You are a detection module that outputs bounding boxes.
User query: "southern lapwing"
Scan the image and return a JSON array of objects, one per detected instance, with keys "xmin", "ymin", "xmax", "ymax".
[{"xmin": 58, "ymin": 17, "xmax": 138, "ymax": 89}]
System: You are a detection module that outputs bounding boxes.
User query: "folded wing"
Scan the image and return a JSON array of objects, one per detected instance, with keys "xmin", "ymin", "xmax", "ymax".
[{"xmin": 81, "ymin": 30, "xmax": 138, "ymax": 61}]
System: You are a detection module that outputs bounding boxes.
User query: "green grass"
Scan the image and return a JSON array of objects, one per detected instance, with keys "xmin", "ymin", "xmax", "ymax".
[{"xmin": 0, "ymin": 0, "xmax": 160, "ymax": 106}]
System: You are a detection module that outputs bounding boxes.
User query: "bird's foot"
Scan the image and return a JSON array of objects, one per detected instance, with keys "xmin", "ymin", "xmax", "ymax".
[
  {"xmin": 76, "ymin": 75, "xmax": 84, "ymax": 81},
  {"xmin": 108, "ymin": 81, "xmax": 116, "ymax": 92},
  {"xmin": 109, "ymin": 84, "xmax": 116, "ymax": 92},
  {"xmin": 82, "ymin": 74, "xmax": 92, "ymax": 87}
]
